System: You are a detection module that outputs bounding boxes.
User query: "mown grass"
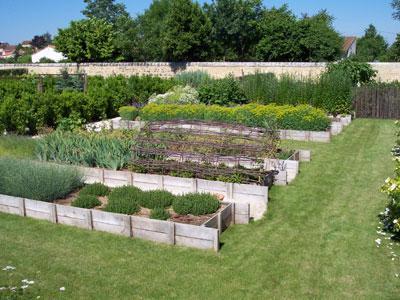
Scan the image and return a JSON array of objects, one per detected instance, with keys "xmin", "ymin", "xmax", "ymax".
[
  {"xmin": 0, "ymin": 135, "xmax": 36, "ymax": 158},
  {"xmin": 0, "ymin": 119, "xmax": 399, "ymax": 299}
]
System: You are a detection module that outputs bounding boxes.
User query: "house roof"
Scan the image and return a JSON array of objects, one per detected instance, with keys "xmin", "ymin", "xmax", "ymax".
[
  {"xmin": 22, "ymin": 40, "xmax": 31, "ymax": 45},
  {"xmin": 343, "ymin": 37, "xmax": 357, "ymax": 52}
]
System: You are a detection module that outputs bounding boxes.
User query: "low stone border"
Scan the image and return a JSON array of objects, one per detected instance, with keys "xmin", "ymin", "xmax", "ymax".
[
  {"xmin": 0, "ymin": 194, "xmax": 250, "ymax": 252},
  {"xmin": 79, "ymin": 166, "xmax": 267, "ymax": 221}
]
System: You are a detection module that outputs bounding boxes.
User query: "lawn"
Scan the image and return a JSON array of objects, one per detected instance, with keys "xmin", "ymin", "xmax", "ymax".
[{"xmin": 1, "ymin": 119, "xmax": 399, "ymax": 299}]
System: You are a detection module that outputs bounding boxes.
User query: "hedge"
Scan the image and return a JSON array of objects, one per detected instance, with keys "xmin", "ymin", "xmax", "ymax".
[{"xmin": 141, "ymin": 103, "xmax": 331, "ymax": 131}]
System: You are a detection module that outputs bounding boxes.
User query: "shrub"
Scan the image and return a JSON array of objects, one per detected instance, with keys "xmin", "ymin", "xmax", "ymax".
[
  {"xmin": 72, "ymin": 194, "xmax": 101, "ymax": 209},
  {"xmin": 139, "ymin": 190, "xmax": 175, "ymax": 209},
  {"xmin": 198, "ymin": 75, "xmax": 248, "ymax": 105},
  {"xmin": 105, "ymin": 186, "xmax": 141, "ymax": 214},
  {"xmin": 36, "ymin": 130, "xmax": 135, "ymax": 170},
  {"xmin": 175, "ymin": 71, "xmax": 211, "ymax": 88},
  {"xmin": 118, "ymin": 106, "xmax": 139, "ymax": 120},
  {"xmin": 79, "ymin": 183, "xmax": 110, "ymax": 197},
  {"xmin": 0, "ymin": 68, "xmax": 28, "ymax": 77},
  {"xmin": 141, "ymin": 103, "xmax": 331, "ymax": 131},
  {"xmin": 173, "ymin": 193, "xmax": 220, "ymax": 216},
  {"xmin": 326, "ymin": 59, "xmax": 377, "ymax": 85},
  {"xmin": 148, "ymin": 85, "xmax": 199, "ymax": 105},
  {"xmin": 0, "ymin": 158, "xmax": 83, "ymax": 202},
  {"xmin": 150, "ymin": 207, "xmax": 170, "ymax": 220}
]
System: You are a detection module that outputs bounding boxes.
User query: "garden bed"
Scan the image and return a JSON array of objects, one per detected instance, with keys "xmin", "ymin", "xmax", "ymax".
[
  {"xmin": 0, "ymin": 192, "xmax": 246, "ymax": 252},
  {"xmin": 87, "ymin": 115, "xmax": 352, "ymax": 143},
  {"xmin": 53, "ymin": 188, "xmax": 228, "ymax": 227},
  {"xmin": 80, "ymin": 166, "xmax": 267, "ymax": 220}
]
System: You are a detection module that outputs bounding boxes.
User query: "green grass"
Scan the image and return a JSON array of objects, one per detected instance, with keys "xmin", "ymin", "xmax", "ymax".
[
  {"xmin": 0, "ymin": 135, "xmax": 36, "ymax": 158},
  {"xmin": 1, "ymin": 119, "xmax": 399, "ymax": 299}
]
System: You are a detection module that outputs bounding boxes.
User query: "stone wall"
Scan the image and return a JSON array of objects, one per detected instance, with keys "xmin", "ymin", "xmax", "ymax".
[{"xmin": 0, "ymin": 62, "xmax": 399, "ymax": 81}]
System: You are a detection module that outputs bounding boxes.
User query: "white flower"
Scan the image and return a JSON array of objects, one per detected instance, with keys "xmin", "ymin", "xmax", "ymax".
[
  {"xmin": 389, "ymin": 183, "xmax": 398, "ymax": 191},
  {"xmin": 28, "ymin": 281, "xmax": 34, "ymax": 285},
  {"xmin": 385, "ymin": 177, "xmax": 391, "ymax": 183},
  {"xmin": 375, "ymin": 238, "xmax": 382, "ymax": 246},
  {"xmin": 2, "ymin": 266, "xmax": 16, "ymax": 271},
  {"xmin": 21, "ymin": 285, "xmax": 29, "ymax": 289},
  {"xmin": 394, "ymin": 219, "xmax": 398, "ymax": 224},
  {"xmin": 396, "ymin": 273, "xmax": 399, "ymax": 278},
  {"xmin": 59, "ymin": 287, "xmax": 65, "ymax": 291}
]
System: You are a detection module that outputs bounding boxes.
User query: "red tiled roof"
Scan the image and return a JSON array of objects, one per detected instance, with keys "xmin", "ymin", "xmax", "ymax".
[{"xmin": 343, "ymin": 37, "xmax": 356, "ymax": 52}]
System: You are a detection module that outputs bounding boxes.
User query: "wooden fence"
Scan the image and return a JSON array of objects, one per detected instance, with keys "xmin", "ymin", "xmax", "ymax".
[{"xmin": 354, "ymin": 86, "xmax": 400, "ymax": 119}]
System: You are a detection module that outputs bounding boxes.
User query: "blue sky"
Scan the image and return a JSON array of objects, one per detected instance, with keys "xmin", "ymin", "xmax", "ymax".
[{"xmin": 0, "ymin": 0, "xmax": 398, "ymax": 45}]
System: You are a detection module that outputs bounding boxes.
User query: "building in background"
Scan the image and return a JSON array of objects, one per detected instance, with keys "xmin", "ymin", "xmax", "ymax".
[
  {"xmin": 342, "ymin": 36, "xmax": 357, "ymax": 58},
  {"xmin": 31, "ymin": 45, "xmax": 66, "ymax": 63},
  {"xmin": 0, "ymin": 43, "xmax": 16, "ymax": 59}
]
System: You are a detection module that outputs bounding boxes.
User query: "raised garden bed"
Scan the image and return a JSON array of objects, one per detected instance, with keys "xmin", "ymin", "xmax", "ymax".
[
  {"xmin": 0, "ymin": 191, "xmax": 247, "ymax": 252},
  {"xmin": 87, "ymin": 116, "xmax": 352, "ymax": 143},
  {"xmin": 80, "ymin": 166, "xmax": 267, "ymax": 221}
]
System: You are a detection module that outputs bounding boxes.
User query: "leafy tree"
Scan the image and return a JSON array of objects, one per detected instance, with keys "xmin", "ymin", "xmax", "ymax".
[
  {"xmin": 163, "ymin": 0, "xmax": 212, "ymax": 61},
  {"xmin": 31, "ymin": 33, "xmax": 52, "ymax": 49},
  {"xmin": 134, "ymin": 0, "xmax": 172, "ymax": 61},
  {"xmin": 297, "ymin": 10, "xmax": 342, "ymax": 62},
  {"xmin": 54, "ymin": 18, "xmax": 115, "ymax": 63},
  {"xmin": 113, "ymin": 15, "xmax": 140, "ymax": 61},
  {"xmin": 393, "ymin": 0, "xmax": 400, "ymax": 20},
  {"xmin": 386, "ymin": 34, "xmax": 400, "ymax": 62},
  {"xmin": 256, "ymin": 5, "xmax": 301, "ymax": 61},
  {"xmin": 82, "ymin": 0, "xmax": 129, "ymax": 24},
  {"xmin": 204, "ymin": 0, "xmax": 263, "ymax": 61},
  {"xmin": 355, "ymin": 25, "xmax": 388, "ymax": 62}
]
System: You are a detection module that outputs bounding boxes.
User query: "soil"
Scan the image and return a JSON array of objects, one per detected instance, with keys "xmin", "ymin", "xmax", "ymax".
[{"xmin": 54, "ymin": 187, "xmax": 224, "ymax": 226}]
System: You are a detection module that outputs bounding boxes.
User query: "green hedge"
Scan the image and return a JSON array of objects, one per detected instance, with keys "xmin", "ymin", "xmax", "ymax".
[
  {"xmin": 0, "ymin": 158, "xmax": 83, "ymax": 202},
  {"xmin": 141, "ymin": 103, "xmax": 331, "ymax": 131},
  {"xmin": 0, "ymin": 75, "xmax": 175, "ymax": 134}
]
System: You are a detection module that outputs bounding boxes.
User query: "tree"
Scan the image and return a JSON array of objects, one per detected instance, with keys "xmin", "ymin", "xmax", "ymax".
[
  {"xmin": 163, "ymin": 0, "xmax": 212, "ymax": 61},
  {"xmin": 31, "ymin": 33, "xmax": 52, "ymax": 49},
  {"xmin": 393, "ymin": 0, "xmax": 400, "ymax": 20},
  {"xmin": 386, "ymin": 34, "xmax": 400, "ymax": 61},
  {"xmin": 256, "ymin": 5, "xmax": 301, "ymax": 61},
  {"xmin": 54, "ymin": 18, "xmax": 115, "ymax": 62},
  {"xmin": 134, "ymin": 0, "xmax": 172, "ymax": 61},
  {"xmin": 82, "ymin": 0, "xmax": 129, "ymax": 24},
  {"xmin": 355, "ymin": 25, "xmax": 388, "ymax": 62},
  {"xmin": 297, "ymin": 10, "xmax": 342, "ymax": 62},
  {"xmin": 204, "ymin": 0, "xmax": 263, "ymax": 61}
]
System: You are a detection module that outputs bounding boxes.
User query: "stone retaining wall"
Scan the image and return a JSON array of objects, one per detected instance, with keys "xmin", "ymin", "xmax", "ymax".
[{"xmin": 0, "ymin": 62, "xmax": 399, "ymax": 81}]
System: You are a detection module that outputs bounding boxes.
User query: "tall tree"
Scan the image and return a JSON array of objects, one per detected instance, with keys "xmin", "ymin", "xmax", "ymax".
[
  {"xmin": 355, "ymin": 25, "xmax": 388, "ymax": 62},
  {"xmin": 256, "ymin": 5, "xmax": 301, "ymax": 61},
  {"xmin": 54, "ymin": 18, "xmax": 115, "ymax": 63},
  {"xmin": 386, "ymin": 34, "xmax": 400, "ymax": 61},
  {"xmin": 297, "ymin": 10, "xmax": 342, "ymax": 62},
  {"xmin": 82, "ymin": 0, "xmax": 129, "ymax": 24},
  {"xmin": 163, "ymin": 0, "xmax": 212, "ymax": 61},
  {"xmin": 31, "ymin": 33, "xmax": 52, "ymax": 49},
  {"xmin": 135, "ymin": 0, "xmax": 172, "ymax": 61},
  {"xmin": 393, "ymin": 0, "xmax": 400, "ymax": 20},
  {"xmin": 204, "ymin": 0, "xmax": 263, "ymax": 61}
]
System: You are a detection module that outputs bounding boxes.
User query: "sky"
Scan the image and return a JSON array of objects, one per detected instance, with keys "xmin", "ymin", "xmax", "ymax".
[{"xmin": 0, "ymin": 0, "xmax": 398, "ymax": 45}]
